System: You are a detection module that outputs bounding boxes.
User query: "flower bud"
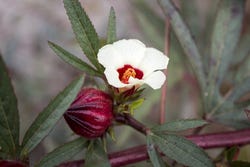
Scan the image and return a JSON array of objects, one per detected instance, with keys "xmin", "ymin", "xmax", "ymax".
[{"xmin": 64, "ymin": 88, "xmax": 113, "ymax": 139}]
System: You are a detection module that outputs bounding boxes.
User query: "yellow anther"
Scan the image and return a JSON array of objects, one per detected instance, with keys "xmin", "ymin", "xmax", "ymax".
[{"xmin": 121, "ymin": 68, "xmax": 136, "ymax": 83}]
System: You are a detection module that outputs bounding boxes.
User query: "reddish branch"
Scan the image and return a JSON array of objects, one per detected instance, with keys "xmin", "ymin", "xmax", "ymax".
[
  {"xmin": 60, "ymin": 129, "xmax": 250, "ymax": 167},
  {"xmin": 115, "ymin": 113, "xmax": 148, "ymax": 135},
  {"xmin": 109, "ymin": 129, "xmax": 250, "ymax": 167},
  {"xmin": 188, "ymin": 128, "xmax": 250, "ymax": 149},
  {"xmin": 112, "ymin": 129, "xmax": 250, "ymax": 166},
  {"xmin": 160, "ymin": 18, "xmax": 170, "ymax": 124},
  {"xmin": 60, "ymin": 114, "xmax": 250, "ymax": 167}
]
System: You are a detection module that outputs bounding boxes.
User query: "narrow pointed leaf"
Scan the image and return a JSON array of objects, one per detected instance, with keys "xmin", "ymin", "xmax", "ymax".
[
  {"xmin": 214, "ymin": 109, "xmax": 250, "ymax": 129},
  {"xmin": 151, "ymin": 133, "xmax": 214, "ymax": 167},
  {"xmin": 147, "ymin": 135, "xmax": 166, "ymax": 167},
  {"xmin": 84, "ymin": 140, "xmax": 110, "ymax": 167},
  {"xmin": 152, "ymin": 119, "xmax": 207, "ymax": 132},
  {"xmin": 0, "ymin": 55, "xmax": 20, "ymax": 157},
  {"xmin": 180, "ymin": 1, "xmax": 201, "ymax": 39},
  {"xmin": 107, "ymin": 7, "xmax": 116, "ymax": 44},
  {"xmin": 234, "ymin": 56, "xmax": 250, "ymax": 83},
  {"xmin": 133, "ymin": 1, "xmax": 165, "ymax": 50},
  {"xmin": 208, "ymin": 0, "xmax": 244, "ymax": 87},
  {"xmin": 228, "ymin": 76, "xmax": 250, "ymax": 102},
  {"xmin": 201, "ymin": 1, "xmax": 220, "ymax": 75},
  {"xmin": 157, "ymin": 0, "xmax": 206, "ymax": 92},
  {"xmin": 216, "ymin": 76, "xmax": 250, "ymax": 113},
  {"xmin": 36, "ymin": 138, "xmax": 87, "ymax": 167},
  {"xmin": 63, "ymin": 0, "xmax": 100, "ymax": 69},
  {"xmin": 21, "ymin": 75, "xmax": 84, "ymax": 157},
  {"xmin": 232, "ymin": 33, "xmax": 250, "ymax": 66},
  {"xmin": 48, "ymin": 41, "xmax": 102, "ymax": 77}
]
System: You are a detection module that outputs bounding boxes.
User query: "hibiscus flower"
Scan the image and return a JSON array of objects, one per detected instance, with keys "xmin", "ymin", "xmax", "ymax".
[{"xmin": 97, "ymin": 39, "xmax": 169, "ymax": 90}]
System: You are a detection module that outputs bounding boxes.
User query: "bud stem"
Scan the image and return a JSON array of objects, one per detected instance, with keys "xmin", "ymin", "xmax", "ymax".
[{"xmin": 114, "ymin": 113, "xmax": 149, "ymax": 135}]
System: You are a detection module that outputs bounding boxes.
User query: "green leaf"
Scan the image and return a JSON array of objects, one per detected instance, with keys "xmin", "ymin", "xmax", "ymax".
[
  {"xmin": 84, "ymin": 140, "xmax": 110, "ymax": 167},
  {"xmin": 151, "ymin": 133, "xmax": 214, "ymax": 167},
  {"xmin": 229, "ymin": 161, "xmax": 250, "ymax": 167},
  {"xmin": 200, "ymin": 0, "xmax": 220, "ymax": 75},
  {"xmin": 36, "ymin": 138, "xmax": 87, "ymax": 167},
  {"xmin": 228, "ymin": 76, "xmax": 250, "ymax": 102},
  {"xmin": 63, "ymin": 0, "xmax": 100, "ymax": 69},
  {"xmin": 20, "ymin": 75, "xmax": 84, "ymax": 157},
  {"xmin": 48, "ymin": 41, "xmax": 102, "ymax": 77},
  {"xmin": 208, "ymin": 0, "xmax": 244, "ymax": 94},
  {"xmin": 157, "ymin": 0, "xmax": 206, "ymax": 92},
  {"xmin": 151, "ymin": 119, "xmax": 207, "ymax": 132},
  {"xmin": 226, "ymin": 147, "xmax": 239, "ymax": 162},
  {"xmin": 0, "ymin": 55, "xmax": 20, "ymax": 157},
  {"xmin": 133, "ymin": 1, "xmax": 165, "ymax": 50},
  {"xmin": 232, "ymin": 33, "xmax": 250, "ymax": 66},
  {"xmin": 234, "ymin": 56, "xmax": 250, "ymax": 84},
  {"xmin": 107, "ymin": 7, "xmax": 116, "ymax": 44},
  {"xmin": 147, "ymin": 135, "xmax": 166, "ymax": 167},
  {"xmin": 180, "ymin": 0, "xmax": 202, "ymax": 40},
  {"xmin": 213, "ymin": 108, "xmax": 250, "ymax": 129}
]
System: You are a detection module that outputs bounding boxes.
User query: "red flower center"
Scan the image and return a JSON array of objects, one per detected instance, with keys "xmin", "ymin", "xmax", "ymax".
[{"xmin": 117, "ymin": 64, "xmax": 143, "ymax": 84}]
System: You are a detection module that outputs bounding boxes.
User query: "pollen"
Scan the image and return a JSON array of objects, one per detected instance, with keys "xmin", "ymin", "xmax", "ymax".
[
  {"xmin": 117, "ymin": 64, "xmax": 144, "ymax": 84},
  {"xmin": 121, "ymin": 68, "xmax": 136, "ymax": 84}
]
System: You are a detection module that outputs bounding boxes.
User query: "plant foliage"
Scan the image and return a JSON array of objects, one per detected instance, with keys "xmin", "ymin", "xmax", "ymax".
[{"xmin": 0, "ymin": 54, "xmax": 20, "ymax": 158}]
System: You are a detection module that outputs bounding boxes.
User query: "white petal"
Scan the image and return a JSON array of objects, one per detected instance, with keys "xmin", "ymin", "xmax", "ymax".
[
  {"xmin": 128, "ymin": 77, "xmax": 144, "ymax": 85},
  {"xmin": 97, "ymin": 44, "xmax": 124, "ymax": 69},
  {"xmin": 113, "ymin": 39, "xmax": 146, "ymax": 67},
  {"xmin": 139, "ymin": 48, "xmax": 169, "ymax": 76},
  {"xmin": 144, "ymin": 71, "xmax": 166, "ymax": 89},
  {"xmin": 98, "ymin": 39, "xmax": 169, "ymax": 90},
  {"xmin": 104, "ymin": 68, "xmax": 126, "ymax": 88}
]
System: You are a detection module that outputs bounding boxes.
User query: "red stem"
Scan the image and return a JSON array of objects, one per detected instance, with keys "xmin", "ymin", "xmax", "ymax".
[
  {"xmin": 111, "ymin": 129, "xmax": 250, "ymax": 167},
  {"xmin": 59, "ymin": 114, "xmax": 250, "ymax": 167},
  {"xmin": 111, "ymin": 129, "xmax": 250, "ymax": 166},
  {"xmin": 187, "ymin": 129, "xmax": 250, "ymax": 149},
  {"xmin": 60, "ymin": 128, "xmax": 250, "ymax": 167}
]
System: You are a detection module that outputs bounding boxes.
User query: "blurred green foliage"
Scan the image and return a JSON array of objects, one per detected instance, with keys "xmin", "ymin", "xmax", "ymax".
[{"xmin": 133, "ymin": 0, "xmax": 250, "ymax": 165}]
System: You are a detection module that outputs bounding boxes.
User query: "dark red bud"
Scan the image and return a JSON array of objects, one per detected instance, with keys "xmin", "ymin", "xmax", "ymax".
[
  {"xmin": 64, "ymin": 88, "xmax": 113, "ymax": 139},
  {"xmin": 0, "ymin": 160, "xmax": 26, "ymax": 167}
]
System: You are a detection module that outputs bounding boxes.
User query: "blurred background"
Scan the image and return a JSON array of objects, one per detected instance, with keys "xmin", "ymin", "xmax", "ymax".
[{"xmin": 0, "ymin": 0, "xmax": 249, "ymax": 166}]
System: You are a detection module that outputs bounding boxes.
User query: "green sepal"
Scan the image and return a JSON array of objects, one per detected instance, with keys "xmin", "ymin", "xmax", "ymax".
[{"xmin": 130, "ymin": 98, "xmax": 144, "ymax": 115}]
